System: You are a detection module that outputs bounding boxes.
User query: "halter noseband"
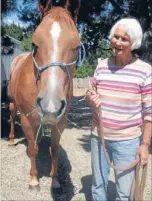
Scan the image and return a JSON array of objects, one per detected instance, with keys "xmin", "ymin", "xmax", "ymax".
[
  {"xmin": 32, "ymin": 50, "xmax": 77, "ymax": 81},
  {"xmin": 32, "ymin": 42, "xmax": 86, "ymax": 80}
]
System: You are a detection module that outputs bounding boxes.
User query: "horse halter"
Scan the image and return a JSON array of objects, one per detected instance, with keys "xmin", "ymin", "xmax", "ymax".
[
  {"xmin": 32, "ymin": 50, "xmax": 77, "ymax": 81},
  {"xmin": 31, "ymin": 42, "xmax": 86, "ymax": 81}
]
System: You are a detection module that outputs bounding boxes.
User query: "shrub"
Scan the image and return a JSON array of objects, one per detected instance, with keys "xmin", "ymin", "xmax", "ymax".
[
  {"xmin": 3, "ymin": 23, "xmax": 24, "ymax": 41},
  {"xmin": 75, "ymin": 62, "xmax": 94, "ymax": 78},
  {"xmin": 20, "ymin": 34, "xmax": 32, "ymax": 51}
]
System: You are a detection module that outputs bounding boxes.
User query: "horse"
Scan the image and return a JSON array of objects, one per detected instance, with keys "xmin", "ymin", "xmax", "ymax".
[{"xmin": 8, "ymin": 0, "xmax": 81, "ymax": 190}]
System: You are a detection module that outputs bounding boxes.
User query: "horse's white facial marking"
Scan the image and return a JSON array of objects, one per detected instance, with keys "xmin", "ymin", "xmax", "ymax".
[
  {"xmin": 50, "ymin": 22, "xmax": 61, "ymax": 61},
  {"xmin": 48, "ymin": 22, "xmax": 62, "ymax": 91}
]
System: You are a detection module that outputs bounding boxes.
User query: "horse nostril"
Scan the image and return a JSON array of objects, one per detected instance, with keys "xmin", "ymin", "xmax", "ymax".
[
  {"xmin": 57, "ymin": 100, "xmax": 67, "ymax": 116},
  {"xmin": 61, "ymin": 100, "xmax": 66, "ymax": 109},
  {"xmin": 35, "ymin": 97, "xmax": 67, "ymax": 118},
  {"xmin": 36, "ymin": 97, "xmax": 42, "ymax": 106},
  {"xmin": 35, "ymin": 97, "xmax": 44, "ymax": 116}
]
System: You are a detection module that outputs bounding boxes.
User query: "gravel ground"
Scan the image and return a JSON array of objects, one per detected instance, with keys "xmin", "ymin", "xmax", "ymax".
[{"xmin": 1, "ymin": 93, "xmax": 152, "ymax": 201}]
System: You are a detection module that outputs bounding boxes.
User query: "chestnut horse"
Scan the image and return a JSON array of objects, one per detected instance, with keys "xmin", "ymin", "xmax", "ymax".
[{"xmin": 8, "ymin": 0, "xmax": 80, "ymax": 190}]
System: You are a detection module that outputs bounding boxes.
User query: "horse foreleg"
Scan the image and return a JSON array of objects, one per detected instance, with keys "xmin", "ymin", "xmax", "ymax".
[
  {"xmin": 28, "ymin": 141, "xmax": 39, "ymax": 190},
  {"xmin": 21, "ymin": 114, "xmax": 39, "ymax": 190},
  {"xmin": 8, "ymin": 102, "xmax": 17, "ymax": 146},
  {"xmin": 49, "ymin": 130, "xmax": 60, "ymax": 188}
]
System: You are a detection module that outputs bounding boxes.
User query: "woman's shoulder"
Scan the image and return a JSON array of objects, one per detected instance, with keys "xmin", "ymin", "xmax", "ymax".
[
  {"xmin": 133, "ymin": 58, "xmax": 152, "ymax": 75},
  {"xmin": 135, "ymin": 58, "xmax": 152, "ymax": 69}
]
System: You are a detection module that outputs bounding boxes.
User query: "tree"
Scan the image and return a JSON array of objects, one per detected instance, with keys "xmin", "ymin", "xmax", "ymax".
[
  {"xmin": 17, "ymin": 0, "xmax": 40, "ymax": 29},
  {"xmin": 79, "ymin": 0, "xmax": 152, "ymax": 63},
  {"xmin": 128, "ymin": 0, "xmax": 152, "ymax": 63},
  {"xmin": 2, "ymin": 0, "xmax": 152, "ymax": 62},
  {"xmin": 1, "ymin": 23, "xmax": 24, "ymax": 55},
  {"xmin": 20, "ymin": 33, "xmax": 32, "ymax": 51},
  {"xmin": 1, "ymin": 0, "xmax": 15, "ymax": 14},
  {"xmin": 79, "ymin": 0, "xmax": 129, "ymax": 54},
  {"xmin": 2, "ymin": 23, "xmax": 33, "ymax": 52},
  {"xmin": 2, "ymin": 23, "xmax": 24, "ymax": 41}
]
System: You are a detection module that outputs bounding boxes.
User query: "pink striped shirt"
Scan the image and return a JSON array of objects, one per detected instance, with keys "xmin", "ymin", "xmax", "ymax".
[{"xmin": 91, "ymin": 58, "xmax": 152, "ymax": 140}]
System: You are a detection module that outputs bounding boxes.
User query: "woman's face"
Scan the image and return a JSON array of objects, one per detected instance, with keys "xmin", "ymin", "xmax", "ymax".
[{"xmin": 111, "ymin": 25, "xmax": 132, "ymax": 58}]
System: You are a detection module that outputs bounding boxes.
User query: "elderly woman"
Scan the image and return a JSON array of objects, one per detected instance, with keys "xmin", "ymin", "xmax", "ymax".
[{"xmin": 87, "ymin": 18, "xmax": 152, "ymax": 201}]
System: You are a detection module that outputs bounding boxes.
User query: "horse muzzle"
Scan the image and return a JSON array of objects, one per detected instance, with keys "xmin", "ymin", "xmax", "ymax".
[{"xmin": 35, "ymin": 97, "xmax": 67, "ymax": 124}]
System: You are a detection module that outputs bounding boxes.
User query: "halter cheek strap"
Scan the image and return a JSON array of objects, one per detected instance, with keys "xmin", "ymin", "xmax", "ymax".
[
  {"xmin": 31, "ymin": 42, "xmax": 86, "ymax": 98},
  {"xmin": 32, "ymin": 51, "xmax": 78, "ymax": 100},
  {"xmin": 32, "ymin": 41, "xmax": 86, "ymax": 80},
  {"xmin": 32, "ymin": 50, "xmax": 77, "ymax": 81}
]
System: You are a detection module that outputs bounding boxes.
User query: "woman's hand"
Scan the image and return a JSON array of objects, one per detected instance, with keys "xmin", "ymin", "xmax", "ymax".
[
  {"xmin": 138, "ymin": 145, "xmax": 149, "ymax": 166},
  {"xmin": 86, "ymin": 89, "xmax": 101, "ymax": 109}
]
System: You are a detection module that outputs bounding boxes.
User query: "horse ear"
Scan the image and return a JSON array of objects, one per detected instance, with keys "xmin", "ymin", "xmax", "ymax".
[
  {"xmin": 65, "ymin": 0, "xmax": 81, "ymax": 24},
  {"xmin": 38, "ymin": 0, "xmax": 53, "ymax": 17}
]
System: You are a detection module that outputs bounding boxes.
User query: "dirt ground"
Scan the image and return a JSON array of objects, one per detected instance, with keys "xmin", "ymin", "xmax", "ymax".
[{"xmin": 1, "ymin": 88, "xmax": 152, "ymax": 201}]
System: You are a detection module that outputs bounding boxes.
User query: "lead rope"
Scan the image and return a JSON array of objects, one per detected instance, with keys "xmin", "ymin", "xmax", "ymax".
[
  {"xmin": 98, "ymin": 108, "xmax": 140, "ymax": 171},
  {"xmin": 98, "ymin": 101, "xmax": 148, "ymax": 201},
  {"xmin": 35, "ymin": 124, "xmax": 42, "ymax": 144},
  {"xmin": 131, "ymin": 163, "xmax": 148, "ymax": 201}
]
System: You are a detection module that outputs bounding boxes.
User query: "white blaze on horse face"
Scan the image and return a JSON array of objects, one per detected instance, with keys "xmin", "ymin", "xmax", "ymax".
[
  {"xmin": 50, "ymin": 22, "xmax": 61, "ymax": 61},
  {"xmin": 48, "ymin": 22, "xmax": 63, "ymax": 95}
]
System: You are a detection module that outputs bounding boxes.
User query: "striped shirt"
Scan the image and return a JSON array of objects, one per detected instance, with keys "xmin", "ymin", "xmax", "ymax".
[{"xmin": 91, "ymin": 58, "xmax": 152, "ymax": 140}]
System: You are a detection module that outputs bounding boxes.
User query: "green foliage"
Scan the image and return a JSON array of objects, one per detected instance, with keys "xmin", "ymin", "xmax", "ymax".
[
  {"xmin": 75, "ymin": 39, "xmax": 113, "ymax": 78},
  {"xmin": 97, "ymin": 39, "xmax": 113, "ymax": 58},
  {"xmin": 75, "ymin": 62, "xmax": 94, "ymax": 78},
  {"xmin": 87, "ymin": 39, "xmax": 113, "ymax": 66},
  {"xmin": 20, "ymin": 33, "xmax": 32, "ymax": 51},
  {"xmin": 1, "ymin": 0, "xmax": 15, "ymax": 13},
  {"xmin": 1, "ymin": 26, "xmax": 5, "ymax": 36},
  {"xmin": 3, "ymin": 23, "xmax": 24, "ymax": 41},
  {"xmin": 2, "ymin": 0, "xmax": 152, "ymax": 62},
  {"xmin": 2, "ymin": 23, "xmax": 32, "ymax": 51}
]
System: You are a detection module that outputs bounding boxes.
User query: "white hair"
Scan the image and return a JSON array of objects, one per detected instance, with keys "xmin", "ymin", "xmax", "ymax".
[{"xmin": 109, "ymin": 18, "xmax": 143, "ymax": 50}]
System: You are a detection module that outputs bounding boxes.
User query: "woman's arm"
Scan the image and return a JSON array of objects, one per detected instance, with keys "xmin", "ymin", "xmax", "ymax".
[
  {"xmin": 139, "ymin": 120, "xmax": 152, "ymax": 165},
  {"xmin": 139, "ymin": 64, "xmax": 152, "ymax": 165},
  {"xmin": 142, "ymin": 120, "xmax": 152, "ymax": 145}
]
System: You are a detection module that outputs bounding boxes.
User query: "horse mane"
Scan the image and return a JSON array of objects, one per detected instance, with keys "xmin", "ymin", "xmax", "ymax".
[{"xmin": 44, "ymin": 7, "xmax": 76, "ymax": 28}]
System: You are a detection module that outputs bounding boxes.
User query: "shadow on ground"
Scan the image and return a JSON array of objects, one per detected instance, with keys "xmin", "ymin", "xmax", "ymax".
[
  {"xmin": 67, "ymin": 96, "xmax": 93, "ymax": 129},
  {"xmin": 1, "ymin": 95, "xmax": 92, "ymax": 139},
  {"xmin": 80, "ymin": 175, "xmax": 116, "ymax": 201},
  {"xmin": 1, "ymin": 101, "xmax": 76, "ymax": 201},
  {"xmin": 77, "ymin": 134, "xmax": 91, "ymax": 152},
  {"xmin": 77, "ymin": 135, "xmax": 117, "ymax": 200},
  {"xmin": 2, "ymin": 96, "xmax": 150, "ymax": 201},
  {"xmin": 4, "ymin": 133, "xmax": 75, "ymax": 201},
  {"xmin": 36, "ymin": 137, "xmax": 75, "ymax": 201}
]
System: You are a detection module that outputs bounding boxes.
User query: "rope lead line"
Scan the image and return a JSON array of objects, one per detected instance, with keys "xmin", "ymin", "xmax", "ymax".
[{"xmin": 98, "ymin": 105, "xmax": 148, "ymax": 201}]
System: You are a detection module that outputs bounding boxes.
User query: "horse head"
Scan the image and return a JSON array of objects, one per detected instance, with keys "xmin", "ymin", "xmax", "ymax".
[{"xmin": 32, "ymin": 0, "xmax": 81, "ymax": 124}]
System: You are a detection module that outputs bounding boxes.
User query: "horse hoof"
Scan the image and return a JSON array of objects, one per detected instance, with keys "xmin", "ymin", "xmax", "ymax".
[
  {"xmin": 29, "ymin": 184, "xmax": 40, "ymax": 192},
  {"xmin": 8, "ymin": 142, "xmax": 15, "ymax": 146}
]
